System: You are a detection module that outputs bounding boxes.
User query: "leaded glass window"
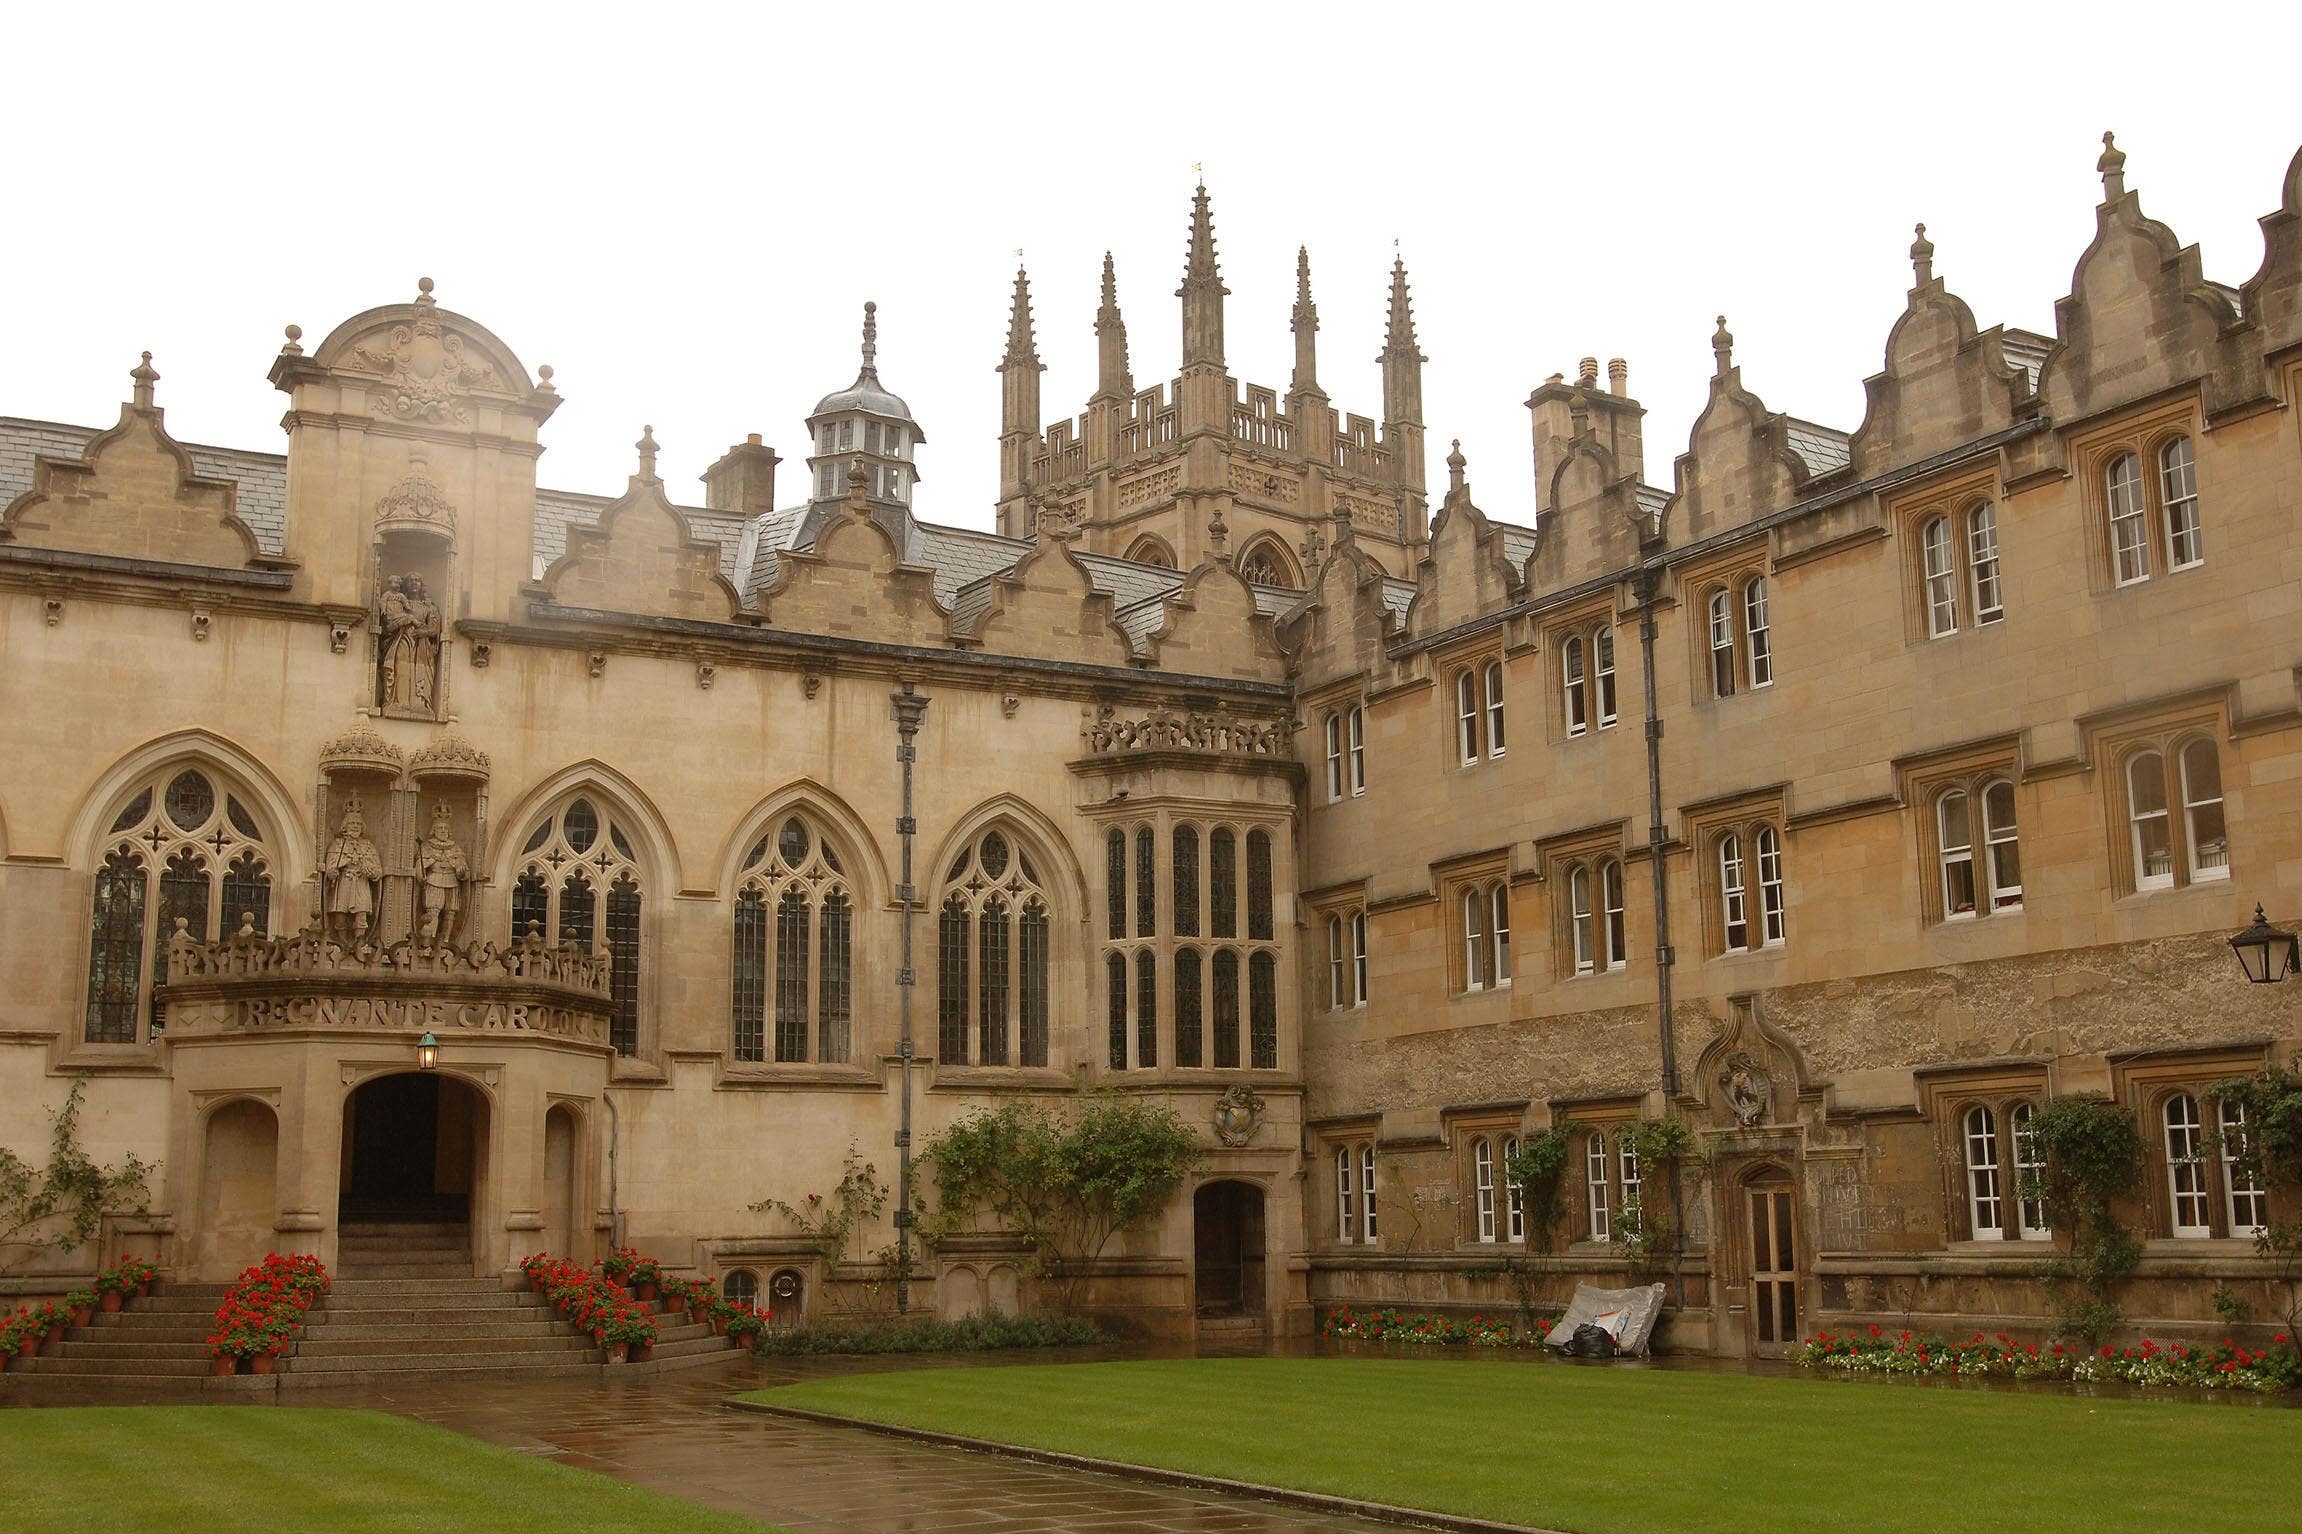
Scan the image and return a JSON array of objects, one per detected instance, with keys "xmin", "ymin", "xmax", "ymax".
[
  {"xmin": 733, "ymin": 816, "xmax": 853, "ymax": 1064},
  {"xmin": 1135, "ymin": 949, "xmax": 1157, "ymax": 1068},
  {"xmin": 1212, "ymin": 949, "xmax": 1240, "ymax": 1069},
  {"xmin": 1246, "ymin": 830, "xmax": 1273, "ymax": 941},
  {"xmin": 1175, "ymin": 948, "xmax": 1203, "ymax": 1067},
  {"xmin": 1134, "ymin": 827, "xmax": 1155, "ymax": 939},
  {"xmin": 84, "ymin": 768, "xmax": 269, "ymax": 1044},
  {"xmin": 1173, "ymin": 826, "xmax": 1200, "ymax": 937},
  {"xmin": 1248, "ymin": 951, "xmax": 1277, "ymax": 1069},
  {"xmin": 938, "ymin": 827, "xmax": 1053, "ymax": 1068},
  {"xmin": 514, "ymin": 797, "xmax": 646, "ymax": 1055},
  {"xmin": 1210, "ymin": 829, "xmax": 1236, "ymax": 938}
]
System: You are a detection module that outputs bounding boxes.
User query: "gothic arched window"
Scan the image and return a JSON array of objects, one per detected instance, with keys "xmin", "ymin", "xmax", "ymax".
[
  {"xmin": 732, "ymin": 816, "xmax": 854, "ymax": 1064},
  {"xmin": 936, "ymin": 828, "xmax": 1051, "ymax": 1068},
  {"xmin": 515, "ymin": 796, "xmax": 644, "ymax": 1055},
  {"xmin": 85, "ymin": 768, "xmax": 272, "ymax": 1044}
]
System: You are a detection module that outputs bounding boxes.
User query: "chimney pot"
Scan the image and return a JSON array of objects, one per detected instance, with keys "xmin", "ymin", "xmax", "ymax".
[
  {"xmin": 1607, "ymin": 358, "xmax": 1628, "ymax": 395},
  {"xmin": 1578, "ymin": 356, "xmax": 1599, "ymax": 387}
]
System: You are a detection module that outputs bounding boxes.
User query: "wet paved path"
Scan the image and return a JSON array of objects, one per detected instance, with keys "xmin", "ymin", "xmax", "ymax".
[{"xmin": 275, "ymin": 1351, "xmax": 1411, "ymax": 1534}]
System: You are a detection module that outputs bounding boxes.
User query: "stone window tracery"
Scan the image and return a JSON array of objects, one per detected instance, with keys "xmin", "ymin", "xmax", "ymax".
[
  {"xmin": 514, "ymin": 796, "xmax": 644, "ymax": 1055},
  {"xmin": 937, "ymin": 828, "xmax": 1050, "ymax": 1068},
  {"xmin": 1112, "ymin": 816, "xmax": 1287, "ymax": 1071},
  {"xmin": 85, "ymin": 767, "xmax": 272, "ymax": 1044},
  {"xmin": 731, "ymin": 816, "xmax": 853, "ymax": 1065}
]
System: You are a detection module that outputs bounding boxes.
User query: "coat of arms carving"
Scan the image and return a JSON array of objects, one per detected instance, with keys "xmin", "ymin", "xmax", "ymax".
[{"xmin": 1212, "ymin": 1085, "xmax": 1265, "ymax": 1147}]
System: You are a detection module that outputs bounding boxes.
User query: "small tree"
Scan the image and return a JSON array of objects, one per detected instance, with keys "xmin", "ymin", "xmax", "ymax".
[
  {"xmin": 752, "ymin": 1146, "xmax": 890, "ymax": 1309},
  {"xmin": 1614, "ymin": 1117, "xmax": 1694, "ymax": 1277},
  {"xmin": 921, "ymin": 1091, "xmax": 1203, "ymax": 1313},
  {"xmin": 1501, "ymin": 1128, "xmax": 1572, "ymax": 1253},
  {"xmin": 0, "ymin": 1080, "xmax": 155, "ymax": 1284},
  {"xmin": 2020, "ymin": 1094, "xmax": 2145, "ymax": 1345},
  {"xmin": 2209, "ymin": 1065, "xmax": 2302, "ymax": 1337}
]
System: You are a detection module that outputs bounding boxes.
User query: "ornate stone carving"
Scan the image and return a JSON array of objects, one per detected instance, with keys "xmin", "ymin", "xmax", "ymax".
[
  {"xmin": 414, "ymin": 802, "xmax": 472, "ymax": 947},
  {"xmin": 329, "ymin": 622, "xmax": 351, "ymax": 654},
  {"xmin": 169, "ymin": 912, "xmax": 609, "ymax": 993},
  {"xmin": 190, "ymin": 608, "xmax": 212, "ymax": 641},
  {"xmin": 469, "ymin": 641, "xmax": 491, "ymax": 669},
  {"xmin": 43, "ymin": 597, "xmax": 62, "ymax": 627},
  {"xmin": 407, "ymin": 731, "xmax": 490, "ymax": 784},
  {"xmin": 803, "ymin": 673, "xmax": 822, "ymax": 699},
  {"xmin": 377, "ymin": 573, "xmax": 443, "ymax": 713},
  {"xmin": 349, "ymin": 294, "xmax": 507, "ymax": 425},
  {"xmin": 1085, "ymin": 702, "xmax": 1284, "ymax": 757},
  {"xmin": 1212, "ymin": 1085, "xmax": 1265, "ymax": 1147},
  {"xmin": 1001, "ymin": 693, "xmax": 1021, "ymax": 718},
  {"xmin": 373, "ymin": 456, "xmax": 457, "ymax": 537},
  {"xmin": 319, "ymin": 802, "xmax": 383, "ymax": 944},
  {"xmin": 1719, "ymin": 1051, "xmax": 1774, "ymax": 1128},
  {"xmin": 586, "ymin": 650, "xmax": 607, "ymax": 679},
  {"xmin": 318, "ymin": 723, "xmax": 404, "ymax": 778},
  {"xmin": 696, "ymin": 660, "xmax": 716, "ymax": 690},
  {"xmin": 1116, "ymin": 465, "xmax": 1181, "ymax": 510}
]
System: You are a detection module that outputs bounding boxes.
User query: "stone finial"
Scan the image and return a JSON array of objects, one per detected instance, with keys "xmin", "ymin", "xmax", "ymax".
[
  {"xmin": 1002, "ymin": 265, "xmax": 1040, "ymax": 368},
  {"xmin": 281, "ymin": 324, "xmax": 304, "ymax": 356},
  {"xmin": 415, "ymin": 276, "xmax": 437, "ymax": 307},
  {"xmin": 1446, "ymin": 438, "xmax": 1467, "ymax": 496},
  {"xmin": 1381, "ymin": 255, "xmax": 1420, "ymax": 357},
  {"xmin": 1330, "ymin": 501, "xmax": 1355, "ymax": 547},
  {"xmin": 1298, "ymin": 521, "xmax": 1326, "ymax": 572},
  {"xmin": 860, "ymin": 300, "xmax": 879, "ymax": 376},
  {"xmin": 1607, "ymin": 357, "xmax": 1628, "ymax": 395},
  {"xmin": 536, "ymin": 363, "xmax": 557, "ymax": 395},
  {"xmin": 1712, "ymin": 314, "xmax": 1734, "ymax": 377},
  {"xmin": 2098, "ymin": 131, "xmax": 2126, "ymax": 200},
  {"xmin": 1184, "ymin": 182, "xmax": 1221, "ymax": 284},
  {"xmin": 1296, "ymin": 246, "xmax": 1314, "ymax": 308},
  {"xmin": 1207, "ymin": 509, "xmax": 1229, "ymax": 556},
  {"xmin": 1910, "ymin": 222, "xmax": 1935, "ymax": 285},
  {"xmin": 1569, "ymin": 389, "xmax": 1590, "ymax": 435},
  {"xmin": 636, "ymin": 425, "xmax": 659, "ymax": 480},
  {"xmin": 129, "ymin": 351, "xmax": 159, "ymax": 409},
  {"xmin": 848, "ymin": 454, "xmax": 871, "ymax": 505}
]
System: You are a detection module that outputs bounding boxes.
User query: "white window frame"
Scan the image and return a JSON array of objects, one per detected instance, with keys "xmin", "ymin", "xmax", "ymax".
[
  {"xmin": 1595, "ymin": 626, "xmax": 1618, "ymax": 728},
  {"xmin": 2160, "ymin": 437, "xmax": 2202, "ymax": 571},
  {"xmin": 1326, "ymin": 915, "xmax": 1346, "ymax": 1010},
  {"xmin": 1484, "ymin": 660, "xmax": 1507, "ymax": 758},
  {"xmin": 1938, "ymin": 790, "xmax": 1976, "ymax": 919},
  {"xmin": 1743, "ymin": 577, "xmax": 1772, "ymax": 689},
  {"xmin": 1982, "ymin": 779, "xmax": 2022, "ymax": 911},
  {"xmin": 2127, "ymin": 750, "xmax": 2173, "ymax": 891},
  {"xmin": 1456, "ymin": 671, "xmax": 1480, "ymax": 765},
  {"xmin": 1964, "ymin": 1104, "xmax": 2004, "ymax": 1239},
  {"xmin": 1617, "ymin": 1133, "xmax": 1642, "ymax": 1235},
  {"xmin": 1922, "ymin": 516, "xmax": 1958, "ymax": 638},
  {"xmin": 2219, "ymin": 1099, "xmax": 2268, "ymax": 1237},
  {"xmin": 2164, "ymin": 1093, "xmax": 2211, "ymax": 1237},
  {"xmin": 1490, "ymin": 882, "xmax": 1511, "ymax": 987},
  {"xmin": 2107, "ymin": 452, "xmax": 2149, "ymax": 585},
  {"xmin": 1707, "ymin": 590, "xmax": 1735, "ymax": 698},
  {"xmin": 2011, "ymin": 1102, "xmax": 2050, "ymax": 1240},
  {"xmin": 1323, "ymin": 713, "xmax": 1343, "ymax": 801},
  {"xmin": 2179, "ymin": 739, "xmax": 2227, "ymax": 883},
  {"xmin": 1968, "ymin": 503, "xmax": 2004, "ymax": 625},
  {"xmin": 1462, "ymin": 887, "xmax": 1488, "ymax": 992},
  {"xmin": 1601, "ymin": 860, "xmax": 1627, "ymax": 971},
  {"xmin": 1347, "ymin": 706, "xmax": 1366, "ymax": 795},
  {"xmin": 1570, "ymin": 866, "xmax": 1594, "ymax": 975},
  {"xmin": 1473, "ymin": 1137, "xmax": 1497, "ymax": 1242},
  {"xmin": 1336, "ymin": 1145, "xmax": 1356, "ymax": 1243},
  {"xmin": 1756, "ymin": 826, "xmax": 1786, "ymax": 947},
  {"xmin": 1585, "ymin": 1131, "xmax": 1611, "ymax": 1242},
  {"xmin": 1351, "ymin": 911, "xmax": 1368, "ymax": 1006},
  {"xmin": 1361, "ymin": 1144, "xmax": 1379, "ymax": 1242},
  {"xmin": 1719, "ymin": 833, "xmax": 1748, "ymax": 952},
  {"xmin": 1563, "ymin": 636, "xmax": 1588, "ymax": 737},
  {"xmin": 1502, "ymin": 1135, "xmax": 1525, "ymax": 1241}
]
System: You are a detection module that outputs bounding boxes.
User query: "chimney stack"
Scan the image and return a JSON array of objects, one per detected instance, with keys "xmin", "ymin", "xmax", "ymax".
[{"xmin": 702, "ymin": 434, "xmax": 782, "ymax": 519}]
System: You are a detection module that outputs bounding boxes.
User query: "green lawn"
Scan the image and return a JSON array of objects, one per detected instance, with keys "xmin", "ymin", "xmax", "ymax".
[
  {"xmin": 750, "ymin": 1356, "xmax": 2297, "ymax": 1534},
  {"xmin": 0, "ymin": 1407, "xmax": 778, "ymax": 1533}
]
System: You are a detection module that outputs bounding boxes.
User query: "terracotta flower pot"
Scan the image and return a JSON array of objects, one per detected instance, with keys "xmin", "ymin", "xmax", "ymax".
[
  {"xmin": 100, "ymin": 1291, "xmax": 123, "ymax": 1314},
  {"xmin": 635, "ymin": 1283, "xmax": 657, "ymax": 1302},
  {"xmin": 15, "ymin": 1334, "xmax": 37, "ymax": 1357},
  {"xmin": 138, "ymin": 1281, "xmax": 153, "ymax": 1299},
  {"xmin": 606, "ymin": 1341, "xmax": 629, "ymax": 1364},
  {"xmin": 250, "ymin": 1353, "xmax": 276, "ymax": 1376},
  {"xmin": 630, "ymin": 1342, "xmax": 651, "ymax": 1363},
  {"xmin": 212, "ymin": 1355, "xmax": 237, "ymax": 1377},
  {"xmin": 70, "ymin": 1306, "xmax": 92, "ymax": 1327}
]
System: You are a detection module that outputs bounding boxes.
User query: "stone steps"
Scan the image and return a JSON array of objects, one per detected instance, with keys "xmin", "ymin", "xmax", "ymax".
[
  {"xmin": 295, "ymin": 1333, "xmax": 596, "ymax": 1357},
  {"xmin": 289, "ymin": 1347, "xmax": 602, "ymax": 1375}
]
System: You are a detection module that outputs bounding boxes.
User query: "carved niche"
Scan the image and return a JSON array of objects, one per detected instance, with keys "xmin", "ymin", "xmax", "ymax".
[{"xmin": 1689, "ymin": 993, "xmax": 1815, "ymax": 1134}]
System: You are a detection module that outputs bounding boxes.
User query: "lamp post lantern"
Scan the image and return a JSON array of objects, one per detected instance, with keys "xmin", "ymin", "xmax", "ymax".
[
  {"xmin": 415, "ymin": 1031, "xmax": 439, "ymax": 1071},
  {"xmin": 2229, "ymin": 904, "xmax": 2300, "ymax": 986}
]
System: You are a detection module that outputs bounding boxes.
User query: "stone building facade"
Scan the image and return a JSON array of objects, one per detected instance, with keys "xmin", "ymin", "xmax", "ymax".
[{"xmin": 3, "ymin": 137, "xmax": 2300, "ymax": 1353}]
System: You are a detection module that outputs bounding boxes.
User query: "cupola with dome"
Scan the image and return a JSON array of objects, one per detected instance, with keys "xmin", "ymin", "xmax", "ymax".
[{"xmin": 805, "ymin": 301, "xmax": 922, "ymax": 508}]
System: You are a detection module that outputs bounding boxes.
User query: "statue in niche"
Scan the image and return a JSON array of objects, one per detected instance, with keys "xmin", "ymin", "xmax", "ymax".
[
  {"xmin": 320, "ymin": 803, "xmax": 383, "ymax": 944},
  {"xmin": 1720, "ymin": 1051, "xmax": 1774, "ymax": 1129},
  {"xmin": 377, "ymin": 573, "xmax": 443, "ymax": 713},
  {"xmin": 415, "ymin": 802, "xmax": 472, "ymax": 947}
]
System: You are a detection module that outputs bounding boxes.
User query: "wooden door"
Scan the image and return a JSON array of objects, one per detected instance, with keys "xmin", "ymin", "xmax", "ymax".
[{"xmin": 1747, "ymin": 1182, "xmax": 1799, "ymax": 1355}]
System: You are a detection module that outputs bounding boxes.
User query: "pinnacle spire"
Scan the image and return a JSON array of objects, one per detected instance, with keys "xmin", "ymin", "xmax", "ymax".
[
  {"xmin": 1094, "ymin": 252, "xmax": 1132, "ymax": 400},
  {"xmin": 1181, "ymin": 183, "xmax": 1224, "ymax": 290},
  {"xmin": 1177, "ymin": 183, "xmax": 1227, "ymax": 369},
  {"xmin": 1101, "ymin": 250, "xmax": 1119, "ymax": 312},
  {"xmin": 1001, "ymin": 265, "xmax": 1040, "ymax": 370},
  {"xmin": 1291, "ymin": 246, "xmax": 1321, "ymax": 395},
  {"xmin": 1381, "ymin": 254, "xmax": 1422, "ymax": 360},
  {"xmin": 859, "ymin": 300, "xmax": 879, "ymax": 378}
]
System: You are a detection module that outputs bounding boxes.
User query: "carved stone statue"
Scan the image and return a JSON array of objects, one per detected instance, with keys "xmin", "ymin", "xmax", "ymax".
[
  {"xmin": 414, "ymin": 802, "xmax": 472, "ymax": 947},
  {"xmin": 320, "ymin": 805, "xmax": 383, "ymax": 944},
  {"xmin": 377, "ymin": 573, "xmax": 443, "ymax": 712},
  {"xmin": 1720, "ymin": 1052, "xmax": 1774, "ymax": 1129}
]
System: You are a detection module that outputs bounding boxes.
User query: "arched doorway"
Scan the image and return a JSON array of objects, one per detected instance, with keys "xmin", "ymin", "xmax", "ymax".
[
  {"xmin": 339, "ymin": 1073, "xmax": 490, "ymax": 1273},
  {"xmin": 198, "ymin": 1099, "xmax": 277, "ymax": 1278},
  {"xmin": 1192, "ymin": 1180, "xmax": 1266, "ymax": 1316}
]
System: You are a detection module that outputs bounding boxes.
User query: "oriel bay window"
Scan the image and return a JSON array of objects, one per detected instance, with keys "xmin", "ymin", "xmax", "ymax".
[
  {"xmin": 85, "ymin": 766, "xmax": 273, "ymax": 1044},
  {"xmin": 1109, "ymin": 816, "xmax": 1287, "ymax": 1071},
  {"xmin": 514, "ymin": 795, "xmax": 643, "ymax": 1055},
  {"xmin": 731, "ymin": 816, "xmax": 854, "ymax": 1064},
  {"xmin": 937, "ymin": 828, "xmax": 1051, "ymax": 1068}
]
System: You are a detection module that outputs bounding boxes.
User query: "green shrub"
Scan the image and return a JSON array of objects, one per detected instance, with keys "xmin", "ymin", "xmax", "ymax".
[
  {"xmin": 749, "ymin": 1307, "xmax": 1107, "ymax": 1356},
  {"xmin": 2020, "ymin": 1094, "xmax": 2145, "ymax": 1344}
]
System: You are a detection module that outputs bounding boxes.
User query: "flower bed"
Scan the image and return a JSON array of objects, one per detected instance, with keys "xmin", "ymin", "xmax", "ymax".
[
  {"xmin": 1794, "ymin": 1325, "xmax": 2302, "ymax": 1393},
  {"xmin": 1321, "ymin": 1305, "xmax": 1556, "ymax": 1348},
  {"xmin": 0, "ymin": 1301, "xmax": 70, "ymax": 1365},
  {"xmin": 207, "ymin": 1252, "xmax": 329, "ymax": 1373}
]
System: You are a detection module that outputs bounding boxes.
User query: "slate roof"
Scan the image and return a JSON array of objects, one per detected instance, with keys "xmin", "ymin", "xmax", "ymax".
[
  {"xmin": 2000, "ymin": 329, "xmax": 2052, "ymax": 393},
  {"xmin": 1496, "ymin": 520, "xmax": 1539, "ymax": 570},
  {"xmin": 1783, "ymin": 417, "xmax": 1854, "ymax": 479},
  {"xmin": 1636, "ymin": 483, "xmax": 1669, "ymax": 531}
]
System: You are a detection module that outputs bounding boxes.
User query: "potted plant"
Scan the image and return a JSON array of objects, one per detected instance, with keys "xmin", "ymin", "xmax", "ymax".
[
  {"xmin": 726, "ymin": 1304, "xmax": 764, "ymax": 1352},
  {"xmin": 628, "ymin": 1255, "xmax": 662, "ymax": 1303},
  {"xmin": 65, "ymin": 1288, "xmax": 97, "ymax": 1327},
  {"xmin": 94, "ymin": 1268, "xmax": 128, "ymax": 1313},
  {"xmin": 600, "ymin": 1246, "xmax": 638, "ymax": 1285},
  {"xmin": 600, "ymin": 1303, "xmax": 657, "ymax": 1364}
]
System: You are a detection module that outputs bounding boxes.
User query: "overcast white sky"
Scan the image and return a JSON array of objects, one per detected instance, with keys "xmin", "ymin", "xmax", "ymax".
[{"xmin": 6, "ymin": 3, "xmax": 2297, "ymax": 532}]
